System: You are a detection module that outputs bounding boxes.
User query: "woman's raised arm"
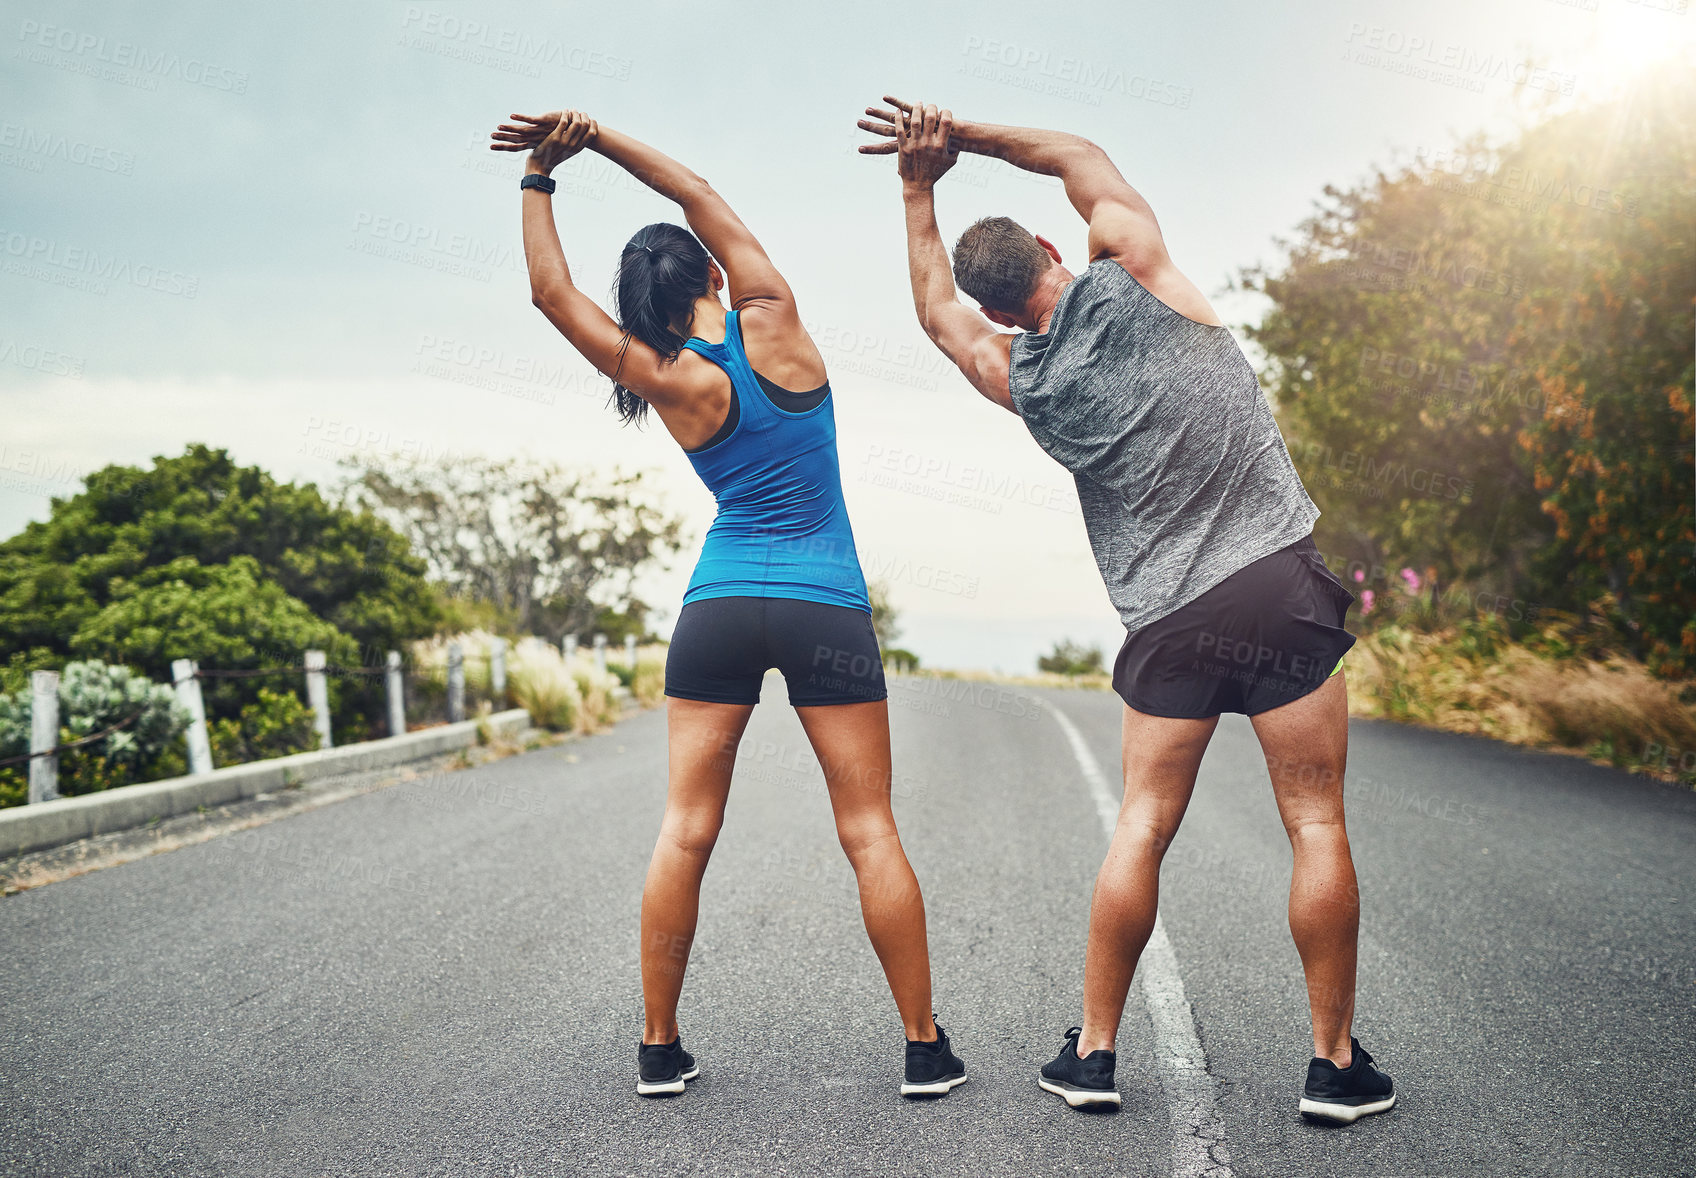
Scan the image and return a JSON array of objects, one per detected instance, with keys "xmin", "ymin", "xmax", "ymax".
[
  {"xmin": 498, "ymin": 113, "xmax": 793, "ymax": 312},
  {"xmin": 588, "ymin": 124, "xmax": 794, "ymax": 313},
  {"xmin": 492, "ymin": 111, "xmax": 687, "ymax": 405}
]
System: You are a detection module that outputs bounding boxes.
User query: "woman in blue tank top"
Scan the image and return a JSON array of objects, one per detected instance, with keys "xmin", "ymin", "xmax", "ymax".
[{"xmin": 494, "ymin": 110, "xmax": 966, "ymax": 1098}]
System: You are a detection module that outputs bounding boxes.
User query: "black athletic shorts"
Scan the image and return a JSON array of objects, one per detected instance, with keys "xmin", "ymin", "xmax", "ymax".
[
  {"xmin": 1111, "ymin": 535, "xmax": 1356, "ymax": 719},
  {"xmin": 665, "ymin": 595, "xmax": 888, "ymax": 707}
]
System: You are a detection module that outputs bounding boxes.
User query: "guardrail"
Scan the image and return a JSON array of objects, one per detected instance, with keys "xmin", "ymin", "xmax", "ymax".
[
  {"xmin": 0, "ymin": 708, "xmax": 533, "ymax": 860},
  {"xmin": 12, "ymin": 631, "xmax": 642, "ymax": 804}
]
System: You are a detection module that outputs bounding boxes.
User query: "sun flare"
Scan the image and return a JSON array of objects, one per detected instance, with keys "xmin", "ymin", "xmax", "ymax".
[{"xmin": 1573, "ymin": 4, "xmax": 1696, "ymax": 93}]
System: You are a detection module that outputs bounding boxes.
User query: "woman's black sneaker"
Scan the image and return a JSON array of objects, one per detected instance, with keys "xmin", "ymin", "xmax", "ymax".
[
  {"xmin": 901, "ymin": 1019, "xmax": 968, "ymax": 1097},
  {"xmin": 636, "ymin": 1036, "xmax": 700, "ymax": 1097},
  {"xmin": 1299, "ymin": 1037, "xmax": 1395, "ymax": 1123},
  {"xmin": 1038, "ymin": 1027, "xmax": 1121, "ymax": 1109}
]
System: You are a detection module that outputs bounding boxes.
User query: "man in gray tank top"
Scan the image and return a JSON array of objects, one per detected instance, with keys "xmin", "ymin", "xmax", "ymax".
[{"xmin": 859, "ymin": 96, "xmax": 1395, "ymax": 1123}]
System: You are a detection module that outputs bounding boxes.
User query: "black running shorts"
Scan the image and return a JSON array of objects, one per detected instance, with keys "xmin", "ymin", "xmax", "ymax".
[
  {"xmin": 665, "ymin": 596, "xmax": 888, "ymax": 707},
  {"xmin": 1111, "ymin": 535, "xmax": 1356, "ymax": 718}
]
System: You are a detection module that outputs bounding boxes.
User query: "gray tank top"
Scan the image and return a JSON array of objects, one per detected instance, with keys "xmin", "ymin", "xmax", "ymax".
[{"xmin": 1009, "ymin": 258, "xmax": 1319, "ymax": 634}]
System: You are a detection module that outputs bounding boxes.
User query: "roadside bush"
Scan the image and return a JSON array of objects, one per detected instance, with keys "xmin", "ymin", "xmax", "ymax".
[
  {"xmin": 1347, "ymin": 615, "xmax": 1696, "ymax": 774},
  {"xmin": 410, "ymin": 630, "xmax": 509, "ymax": 717},
  {"xmin": 882, "ymin": 647, "xmax": 921, "ymax": 673},
  {"xmin": 207, "ymin": 687, "xmax": 320, "ymax": 769},
  {"xmin": 0, "ymin": 661, "xmax": 188, "ymax": 807},
  {"xmin": 410, "ymin": 630, "xmax": 498, "ymax": 692},
  {"xmin": 411, "ymin": 632, "xmax": 628, "ymax": 732},
  {"xmin": 1038, "ymin": 640, "xmax": 1105, "ymax": 676},
  {"xmin": 631, "ymin": 646, "xmax": 666, "ymax": 708},
  {"xmin": 569, "ymin": 653, "xmax": 623, "ymax": 732}
]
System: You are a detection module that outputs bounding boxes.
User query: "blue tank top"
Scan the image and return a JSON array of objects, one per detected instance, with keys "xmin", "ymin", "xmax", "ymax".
[{"xmin": 679, "ymin": 310, "xmax": 871, "ymax": 612}]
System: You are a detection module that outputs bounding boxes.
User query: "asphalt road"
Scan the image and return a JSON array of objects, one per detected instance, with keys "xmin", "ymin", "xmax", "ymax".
[{"xmin": 3, "ymin": 676, "xmax": 1693, "ymax": 1177}]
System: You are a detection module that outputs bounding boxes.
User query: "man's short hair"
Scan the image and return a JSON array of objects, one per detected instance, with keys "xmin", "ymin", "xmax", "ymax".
[{"xmin": 952, "ymin": 216, "xmax": 1052, "ymax": 315}]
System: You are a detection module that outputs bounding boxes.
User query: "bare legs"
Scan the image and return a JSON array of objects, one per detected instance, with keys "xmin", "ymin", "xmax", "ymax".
[
  {"xmin": 1077, "ymin": 709, "xmax": 1217, "ymax": 1055},
  {"xmin": 1077, "ymin": 673, "xmax": 1359, "ymax": 1066},
  {"xmin": 641, "ymin": 698, "xmax": 752, "ymax": 1044},
  {"xmin": 1250, "ymin": 672, "xmax": 1358, "ymax": 1066},
  {"xmin": 796, "ymin": 700, "xmax": 936, "ymax": 1041},
  {"xmin": 639, "ymin": 697, "xmax": 937, "ymax": 1045}
]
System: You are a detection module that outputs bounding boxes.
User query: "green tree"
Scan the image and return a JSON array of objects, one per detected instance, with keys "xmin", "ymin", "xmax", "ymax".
[
  {"xmin": 69, "ymin": 555, "xmax": 355, "ymax": 674},
  {"xmin": 1239, "ymin": 62, "xmax": 1694, "ymax": 671},
  {"xmin": 1506, "ymin": 68, "xmax": 1696, "ymax": 673},
  {"xmin": 866, "ymin": 582, "xmax": 919, "ymax": 669},
  {"xmin": 1237, "ymin": 133, "xmax": 1547, "ymax": 592},
  {"xmin": 0, "ymin": 444, "xmax": 438, "ymax": 669},
  {"xmin": 867, "ymin": 580, "xmax": 901, "ymax": 649},
  {"xmin": 589, "ymin": 602, "xmax": 662, "ymax": 646},
  {"xmin": 0, "ymin": 445, "xmax": 439, "ymax": 740},
  {"xmin": 1038, "ymin": 640, "xmax": 1104, "ymax": 676},
  {"xmin": 67, "ymin": 555, "xmax": 363, "ymax": 729}
]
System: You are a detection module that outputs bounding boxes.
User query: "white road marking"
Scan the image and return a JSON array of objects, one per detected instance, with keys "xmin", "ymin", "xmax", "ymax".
[{"xmin": 1047, "ymin": 699, "xmax": 1234, "ymax": 1178}]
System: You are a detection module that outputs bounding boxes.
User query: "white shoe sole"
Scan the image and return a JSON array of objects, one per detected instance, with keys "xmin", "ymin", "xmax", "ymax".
[
  {"xmin": 1039, "ymin": 1077, "xmax": 1122, "ymax": 1108},
  {"xmin": 901, "ymin": 1073, "xmax": 968, "ymax": 1097},
  {"xmin": 636, "ymin": 1064, "xmax": 699, "ymax": 1096},
  {"xmin": 1299, "ymin": 1092, "xmax": 1396, "ymax": 1123}
]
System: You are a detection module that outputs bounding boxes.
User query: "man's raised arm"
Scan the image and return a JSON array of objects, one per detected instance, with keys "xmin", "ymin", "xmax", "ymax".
[
  {"xmin": 869, "ymin": 102, "xmax": 1013, "ymax": 413},
  {"xmin": 862, "ymin": 96, "xmax": 1166, "ymax": 274}
]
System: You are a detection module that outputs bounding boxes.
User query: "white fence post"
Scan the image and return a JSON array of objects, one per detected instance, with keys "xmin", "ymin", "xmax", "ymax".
[
  {"xmin": 593, "ymin": 634, "xmax": 607, "ymax": 675},
  {"xmin": 489, "ymin": 637, "xmax": 507, "ymax": 702},
  {"xmin": 386, "ymin": 651, "xmax": 406, "ymax": 737},
  {"xmin": 447, "ymin": 642, "xmax": 465, "ymax": 723},
  {"xmin": 172, "ymin": 658, "xmax": 213, "ymax": 776},
  {"xmin": 624, "ymin": 634, "xmax": 637, "ymax": 668},
  {"xmin": 304, "ymin": 650, "xmax": 333, "ymax": 751},
  {"xmin": 28, "ymin": 670, "xmax": 59, "ymax": 803},
  {"xmin": 562, "ymin": 634, "xmax": 577, "ymax": 662}
]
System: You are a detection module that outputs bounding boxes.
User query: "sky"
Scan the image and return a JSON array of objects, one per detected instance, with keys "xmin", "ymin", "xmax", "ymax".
[{"xmin": 3, "ymin": 0, "xmax": 1691, "ymax": 672}]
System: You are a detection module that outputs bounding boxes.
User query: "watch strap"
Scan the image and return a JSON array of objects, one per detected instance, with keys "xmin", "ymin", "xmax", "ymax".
[{"xmin": 520, "ymin": 173, "xmax": 557, "ymax": 195}]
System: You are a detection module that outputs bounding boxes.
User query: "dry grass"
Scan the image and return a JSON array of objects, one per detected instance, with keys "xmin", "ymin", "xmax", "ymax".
[
  {"xmin": 566, "ymin": 652, "xmax": 623, "ymax": 732},
  {"xmin": 507, "ymin": 638, "xmax": 582, "ymax": 731},
  {"xmin": 1346, "ymin": 622, "xmax": 1696, "ymax": 780},
  {"xmin": 410, "ymin": 629, "xmax": 500, "ymax": 691},
  {"xmin": 907, "ymin": 620, "xmax": 1695, "ymax": 786},
  {"xmin": 630, "ymin": 646, "xmax": 666, "ymax": 708},
  {"xmin": 413, "ymin": 632, "xmax": 634, "ymax": 735}
]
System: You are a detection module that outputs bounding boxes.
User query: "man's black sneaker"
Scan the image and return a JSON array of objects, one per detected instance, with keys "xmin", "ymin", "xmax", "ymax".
[
  {"xmin": 1299, "ymin": 1037, "xmax": 1395, "ymax": 1123},
  {"xmin": 1038, "ymin": 1026, "xmax": 1121, "ymax": 1109},
  {"xmin": 636, "ymin": 1036, "xmax": 700, "ymax": 1097},
  {"xmin": 901, "ymin": 1018, "xmax": 968, "ymax": 1097}
]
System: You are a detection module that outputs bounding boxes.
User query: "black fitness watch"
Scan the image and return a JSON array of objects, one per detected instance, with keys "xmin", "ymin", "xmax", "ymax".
[{"xmin": 520, "ymin": 173, "xmax": 557, "ymax": 195}]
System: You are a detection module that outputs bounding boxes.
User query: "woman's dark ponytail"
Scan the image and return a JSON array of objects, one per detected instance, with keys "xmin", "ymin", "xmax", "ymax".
[{"xmin": 610, "ymin": 223, "xmax": 712, "ymax": 425}]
